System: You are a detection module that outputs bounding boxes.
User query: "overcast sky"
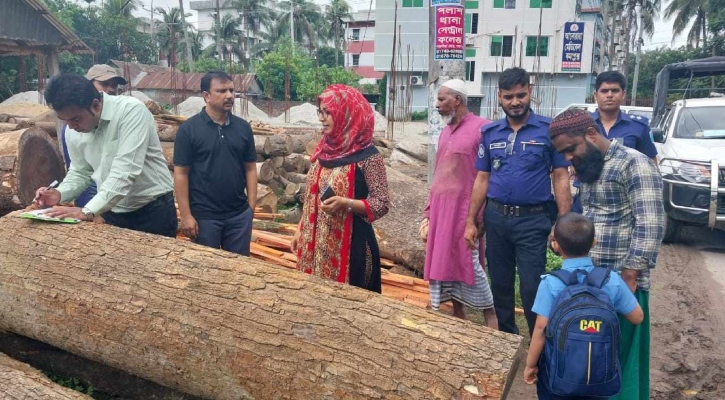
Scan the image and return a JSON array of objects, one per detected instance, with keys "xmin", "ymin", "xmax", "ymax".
[{"xmin": 78, "ymin": 0, "xmax": 686, "ymax": 51}]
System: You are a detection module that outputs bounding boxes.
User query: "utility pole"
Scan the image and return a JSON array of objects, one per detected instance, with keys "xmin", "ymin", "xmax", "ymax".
[
  {"xmin": 427, "ymin": 0, "xmax": 466, "ymax": 182},
  {"xmin": 179, "ymin": 0, "xmax": 194, "ymax": 72},
  {"xmin": 290, "ymin": 5, "xmax": 295, "ymax": 46},
  {"xmin": 216, "ymin": 0, "xmax": 223, "ymax": 68},
  {"xmin": 631, "ymin": 1, "xmax": 643, "ymax": 105}
]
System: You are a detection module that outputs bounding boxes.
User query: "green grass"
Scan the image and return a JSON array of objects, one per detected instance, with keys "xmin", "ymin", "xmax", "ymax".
[{"xmin": 45, "ymin": 373, "xmax": 94, "ymax": 396}]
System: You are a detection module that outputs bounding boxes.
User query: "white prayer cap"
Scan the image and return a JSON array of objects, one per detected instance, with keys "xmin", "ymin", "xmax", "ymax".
[{"xmin": 440, "ymin": 79, "xmax": 467, "ymax": 96}]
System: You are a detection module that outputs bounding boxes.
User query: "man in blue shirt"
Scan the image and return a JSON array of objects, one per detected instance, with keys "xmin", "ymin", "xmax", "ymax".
[
  {"xmin": 572, "ymin": 71, "xmax": 657, "ymax": 213},
  {"xmin": 465, "ymin": 67, "xmax": 572, "ymax": 335}
]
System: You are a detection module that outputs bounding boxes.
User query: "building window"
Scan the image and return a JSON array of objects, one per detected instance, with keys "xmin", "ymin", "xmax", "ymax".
[
  {"xmin": 466, "ymin": 48, "xmax": 477, "ymax": 58},
  {"xmin": 465, "ymin": 61, "xmax": 476, "ymax": 82},
  {"xmin": 530, "ymin": 0, "xmax": 552, "ymax": 7},
  {"xmin": 402, "ymin": 0, "xmax": 424, "ymax": 7},
  {"xmin": 352, "ymin": 54, "xmax": 360, "ymax": 66},
  {"xmin": 465, "ymin": 13, "xmax": 479, "ymax": 34},
  {"xmin": 465, "ymin": 1, "xmax": 480, "ymax": 7},
  {"xmin": 491, "ymin": 35, "xmax": 514, "ymax": 57},
  {"xmin": 525, "ymin": 36, "xmax": 549, "ymax": 56},
  {"xmin": 494, "ymin": 0, "xmax": 516, "ymax": 8},
  {"xmin": 351, "ymin": 28, "xmax": 360, "ymax": 41}
]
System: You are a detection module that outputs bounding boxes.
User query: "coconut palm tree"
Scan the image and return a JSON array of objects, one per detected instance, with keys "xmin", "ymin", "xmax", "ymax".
[
  {"xmin": 663, "ymin": 0, "xmax": 709, "ymax": 47},
  {"xmin": 278, "ymin": 0, "xmax": 325, "ymax": 53},
  {"xmin": 249, "ymin": 18, "xmax": 286, "ymax": 59},
  {"xmin": 206, "ymin": 14, "xmax": 247, "ymax": 71},
  {"xmin": 325, "ymin": 0, "xmax": 352, "ymax": 67},
  {"xmin": 232, "ymin": 0, "xmax": 275, "ymax": 63},
  {"xmin": 104, "ymin": 0, "xmax": 139, "ymax": 18},
  {"xmin": 155, "ymin": 7, "xmax": 190, "ymax": 67}
]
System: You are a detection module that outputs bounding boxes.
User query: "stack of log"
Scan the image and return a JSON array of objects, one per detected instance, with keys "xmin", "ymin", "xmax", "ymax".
[
  {"xmin": 0, "ymin": 111, "xmax": 57, "ymax": 138},
  {"xmin": 146, "ymin": 102, "xmax": 318, "ymax": 213}
]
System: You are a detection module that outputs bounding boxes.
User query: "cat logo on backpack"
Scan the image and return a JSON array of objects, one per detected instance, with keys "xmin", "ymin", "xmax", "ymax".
[{"xmin": 580, "ymin": 319, "xmax": 602, "ymax": 333}]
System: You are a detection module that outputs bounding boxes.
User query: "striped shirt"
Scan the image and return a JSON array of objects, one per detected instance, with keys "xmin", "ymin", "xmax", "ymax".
[{"xmin": 580, "ymin": 141, "xmax": 665, "ymax": 290}]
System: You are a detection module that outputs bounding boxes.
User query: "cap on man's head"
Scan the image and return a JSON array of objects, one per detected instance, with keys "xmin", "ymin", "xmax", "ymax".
[
  {"xmin": 440, "ymin": 79, "xmax": 467, "ymax": 96},
  {"xmin": 85, "ymin": 64, "xmax": 127, "ymax": 85},
  {"xmin": 549, "ymin": 108, "xmax": 597, "ymax": 139}
]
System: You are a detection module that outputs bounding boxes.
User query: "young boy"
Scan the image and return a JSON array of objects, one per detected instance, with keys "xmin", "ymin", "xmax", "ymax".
[{"xmin": 523, "ymin": 213, "xmax": 644, "ymax": 399}]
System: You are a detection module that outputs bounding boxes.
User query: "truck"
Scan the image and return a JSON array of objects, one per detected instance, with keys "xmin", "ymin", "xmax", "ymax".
[{"xmin": 650, "ymin": 57, "xmax": 725, "ymax": 242}]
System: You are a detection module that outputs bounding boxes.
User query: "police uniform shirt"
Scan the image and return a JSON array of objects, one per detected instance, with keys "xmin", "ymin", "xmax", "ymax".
[
  {"xmin": 476, "ymin": 112, "xmax": 569, "ymax": 206},
  {"xmin": 592, "ymin": 110, "xmax": 657, "ymax": 158}
]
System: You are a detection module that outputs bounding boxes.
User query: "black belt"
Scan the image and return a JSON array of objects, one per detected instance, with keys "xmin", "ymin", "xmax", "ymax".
[{"xmin": 488, "ymin": 199, "xmax": 548, "ymax": 217}]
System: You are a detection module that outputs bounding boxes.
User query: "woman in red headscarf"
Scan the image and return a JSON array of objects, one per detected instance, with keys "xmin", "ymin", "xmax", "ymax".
[{"xmin": 290, "ymin": 84, "xmax": 390, "ymax": 293}]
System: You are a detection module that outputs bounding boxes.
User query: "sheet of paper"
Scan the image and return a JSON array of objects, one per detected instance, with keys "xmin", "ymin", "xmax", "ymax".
[{"xmin": 18, "ymin": 210, "xmax": 80, "ymax": 223}]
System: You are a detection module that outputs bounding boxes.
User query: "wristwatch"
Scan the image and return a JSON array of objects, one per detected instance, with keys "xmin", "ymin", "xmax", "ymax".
[
  {"xmin": 81, "ymin": 207, "xmax": 95, "ymax": 221},
  {"xmin": 346, "ymin": 199, "xmax": 354, "ymax": 213}
]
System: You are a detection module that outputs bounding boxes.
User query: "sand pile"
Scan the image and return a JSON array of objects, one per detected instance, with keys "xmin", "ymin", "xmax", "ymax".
[
  {"xmin": 273, "ymin": 103, "xmax": 321, "ymax": 125},
  {"xmin": 122, "ymin": 90, "xmax": 153, "ymax": 103},
  {"xmin": 374, "ymin": 110, "xmax": 388, "ymax": 132},
  {"xmin": 176, "ymin": 96, "xmax": 206, "ymax": 117},
  {"xmin": 0, "ymin": 91, "xmax": 43, "ymax": 105},
  {"xmin": 235, "ymin": 99, "xmax": 268, "ymax": 121}
]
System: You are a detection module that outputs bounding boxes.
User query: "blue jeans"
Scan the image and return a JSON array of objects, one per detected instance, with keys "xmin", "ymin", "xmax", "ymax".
[
  {"xmin": 102, "ymin": 192, "xmax": 177, "ymax": 238},
  {"xmin": 194, "ymin": 208, "xmax": 253, "ymax": 256},
  {"xmin": 484, "ymin": 204, "xmax": 552, "ymax": 336}
]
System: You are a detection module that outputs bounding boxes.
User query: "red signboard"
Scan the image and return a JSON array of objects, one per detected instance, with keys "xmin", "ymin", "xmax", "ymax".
[{"xmin": 434, "ymin": 6, "xmax": 465, "ymax": 61}]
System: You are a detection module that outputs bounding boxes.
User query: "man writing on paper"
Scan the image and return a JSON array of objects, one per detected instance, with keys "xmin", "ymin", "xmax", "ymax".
[{"xmin": 34, "ymin": 73, "xmax": 177, "ymax": 237}]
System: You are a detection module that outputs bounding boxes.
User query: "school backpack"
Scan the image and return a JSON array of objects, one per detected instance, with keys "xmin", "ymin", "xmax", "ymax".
[{"xmin": 542, "ymin": 267, "xmax": 622, "ymax": 397}]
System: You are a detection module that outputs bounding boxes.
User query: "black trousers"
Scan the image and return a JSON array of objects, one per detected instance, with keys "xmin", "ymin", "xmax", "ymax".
[
  {"xmin": 102, "ymin": 192, "xmax": 178, "ymax": 238},
  {"xmin": 484, "ymin": 203, "xmax": 552, "ymax": 336}
]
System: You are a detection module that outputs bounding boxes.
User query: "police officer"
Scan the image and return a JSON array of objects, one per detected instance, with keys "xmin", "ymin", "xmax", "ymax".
[
  {"xmin": 572, "ymin": 71, "xmax": 657, "ymax": 212},
  {"xmin": 464, "ymin": 67, "xmax": 572, "ymax": 336}
]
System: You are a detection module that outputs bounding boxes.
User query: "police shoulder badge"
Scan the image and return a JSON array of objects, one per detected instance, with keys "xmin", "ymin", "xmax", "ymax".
[
  {"xmin": 493, "ymin": 158, "xmax": 502, "ymax": 170},
  {"xmin": 478, "ymin": 143, "xmax": 485, "ymax": 158}
]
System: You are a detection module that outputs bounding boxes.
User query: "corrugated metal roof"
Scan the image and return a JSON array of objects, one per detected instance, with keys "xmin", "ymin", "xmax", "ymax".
[
  {"xmin": 135, "ymin": 72, "xmax": 259, "ymax": 93},
  {"xmin": 0, "ymin": 0, "xmax": 93, "ymax": 55},
  {"xmin": 111, "ymin": 60, "xmax": 170, "ymax": 86}
]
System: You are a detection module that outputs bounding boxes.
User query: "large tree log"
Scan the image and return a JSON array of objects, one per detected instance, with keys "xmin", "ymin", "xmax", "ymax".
[
  {"xmin": 263, "ymin": 134, "xmax": 293, "ymax": 157},
  {"xmin": 281, "ymin": 153, "xmax": 306, "ymax": 173},
  {"xmin": 256, "ymin": 161, "xmax": 274, "ymax": 183},
  {"xmin": 0, "ymin": 217, "xmax": 523, "ymax": 400},
  {"xmin": 157, "ymin": 123, "xmax": 178, "ymax": 142},
  {"xmin": 374, "ymin": 167, "xmax": 429, "ymax": 273},
  {"xmin": 286, "ymin": 172, "xmax": 308, "ymax": 184},
  {"xmin": 160, "ymin": 142, "xmax": 174, "ymax": 170},
  {"xmin": 290, "ymin": 133, "xmax": 319, "ymax": 154},
  {"xmin": 253, "ymin": 135, "xmax": 267, "ymax": 155},
  {"xmin": 0, "ymin": 128, "xmax": 66, "ymax": 215},
  {"xmin": 0, "ymin": 123, "xmax": 17, "ymax": 133},
  {"xmin": 256, "ymin": 183, "xmax": 277, "ymax": 213},
  {"xmin": 0, "ymin": 352, "xmax": 92, "ymax": 399}
]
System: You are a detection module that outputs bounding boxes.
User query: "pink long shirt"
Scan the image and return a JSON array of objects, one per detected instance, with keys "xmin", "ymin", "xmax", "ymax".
[{"xmin": 424, "ymin": 113, "xmax": 491, "ymax": 285}]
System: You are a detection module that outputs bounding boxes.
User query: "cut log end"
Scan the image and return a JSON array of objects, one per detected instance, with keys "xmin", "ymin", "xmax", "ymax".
[
  {"xmin": 0, "ymin": 352, "xmax": 92, "ymax": 399},
  {"xmin": 5, "ymin": 128, "xmax": 66, "ymax": 210}
]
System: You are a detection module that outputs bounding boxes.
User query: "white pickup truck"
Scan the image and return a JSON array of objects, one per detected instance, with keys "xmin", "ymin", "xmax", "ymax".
[{"xmin": 652, "ymin": 97, "xmax": 725, "ymax": 242}]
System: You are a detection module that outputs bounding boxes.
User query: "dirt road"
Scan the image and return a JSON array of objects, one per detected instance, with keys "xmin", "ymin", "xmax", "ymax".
[{"xmin": 507, "ymin": 225, "xmax": 725, "ymax": 399}]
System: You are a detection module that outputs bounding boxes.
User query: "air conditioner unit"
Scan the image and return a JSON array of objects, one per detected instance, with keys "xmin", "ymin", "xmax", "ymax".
[{"xmin": 409, "ymin": 75, "xmax": 425, "ymax": 86}]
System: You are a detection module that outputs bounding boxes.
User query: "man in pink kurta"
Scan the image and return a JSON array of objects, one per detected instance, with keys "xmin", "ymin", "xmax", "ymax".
[{"xmin": 420, "ymin": 79, "xmax": 497, "ymax": 327}]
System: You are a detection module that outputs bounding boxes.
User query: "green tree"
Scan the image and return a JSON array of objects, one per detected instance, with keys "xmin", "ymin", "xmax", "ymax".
[
  {"xmin": 254, "ymin": 39, "xmax": 311, "ymax": 99},
  {"xmin": 317, "ymin": 46, "xmax": 344, "ymax": 68},
  {"xmin": 297, "ymin": 65, "xmax": 361, "ymax": 101},
  {"xmin": 324, "ymin": 0, "xmax": 352, "ymax": 67},
  {"xmin": 663, "ymin": 0, "xmax": 709, "ymax": 48},
  {"xmin": 278, "ymin": 0, "xmax": 325, "ymax": 53},
  {"xmin": 206, "ymin": 14, "xmax": 247, "ymax": 70},
  {"xmin": 250, "ymin": 19, "xmax": 286, "ymax": 59},
  {"xmin": 156, "ymin": 7, "xmax": 187, "ymax": 67}
]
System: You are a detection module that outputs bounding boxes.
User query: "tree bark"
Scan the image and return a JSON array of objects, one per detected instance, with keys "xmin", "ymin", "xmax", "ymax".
[
  {"xmin": 281, "ymin": 153, "xmax": 306, "ymax": 173},
  {"xmin": 374, "ymin": 167, "xmax": 429, "ymax": 273},
  {"xmin": 263, "ymin": 134, "xmax": 294, "ymax": 157},
  {"xmin": 0, "ymin": 352, "xmax": 92, "ymax": 399},
  {"xmin": 256, "ymin": 183, "xmax": 277, "ymax": 213},
  {"xmin": 253, "ymin": 135, "xmax": 267, "ymax": 155},
  {"xmin": 0, "ymin": 216, "xmax": 524, "ymax": 400},
  {"xmin": 0, "ymin": 123, "xmax": 17, "ymax": 133},
  {"xmin": 290, "ymin": 133, "xmax": 319, "ymax": 154},
  {"xmin": 286, "ymin": 172, "xmax": 308, "ymax": 184},
  {"xmin": 0, "ymin": 128, "xmax": 66, "ymax": 216}
]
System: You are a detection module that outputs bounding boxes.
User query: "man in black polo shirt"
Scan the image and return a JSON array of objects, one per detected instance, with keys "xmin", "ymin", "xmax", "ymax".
[{"xmin": 174, "ymin": 71, "xmax": 258, "ymax": 255}]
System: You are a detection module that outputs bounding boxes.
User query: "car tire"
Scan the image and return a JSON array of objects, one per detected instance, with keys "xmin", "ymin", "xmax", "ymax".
[{"xmin": 662, "ymin": 215, "xmax": 681, "ymax": 243}]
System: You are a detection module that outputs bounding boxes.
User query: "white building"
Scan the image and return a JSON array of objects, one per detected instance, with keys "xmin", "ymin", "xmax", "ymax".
[
  {"xmin": 344, "ymin": 10, "xmax": 383, "ymax": 84},
  {"xmin": 189, "ymin": 0, "xmax": 262, "ymax": 55},
  {"xmin": 374, "ymin": 0, "xmax": 607, "ymax": 119}
]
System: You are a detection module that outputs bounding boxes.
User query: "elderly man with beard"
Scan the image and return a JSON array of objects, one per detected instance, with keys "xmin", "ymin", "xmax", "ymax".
[
  {"xmin": 420, "ymin": 79, "xmax": 497, "ymax": 327},
  {"xmin": 549, "ymin": 109, "xmax": 664, "ymax": 400},
  {"xmin": 464, "ymin": 68, "xmax": 572, "ymax": 336}
]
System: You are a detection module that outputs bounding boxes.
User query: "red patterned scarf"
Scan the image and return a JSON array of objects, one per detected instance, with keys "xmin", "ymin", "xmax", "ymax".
[{"xmin": 311, "ymin": 84, "xmax": 375, "ymax": 164}]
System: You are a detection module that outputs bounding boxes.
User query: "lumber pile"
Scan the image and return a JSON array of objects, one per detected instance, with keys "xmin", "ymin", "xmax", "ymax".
[{"xmin": 0, "ymin": 215, "xmax": 524, "ymax": 399}]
